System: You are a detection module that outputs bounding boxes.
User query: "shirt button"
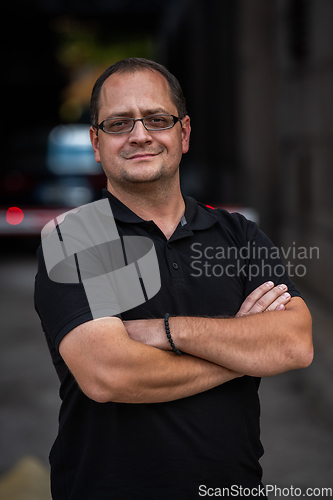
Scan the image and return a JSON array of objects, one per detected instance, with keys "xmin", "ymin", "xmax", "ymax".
[
  {"xmin": 167, "ymin": 242, "xmax": 172, "ymax": 249},
  {"xmin": 172, "ymin": 262, "xmax": 179, "ymax": 270}
]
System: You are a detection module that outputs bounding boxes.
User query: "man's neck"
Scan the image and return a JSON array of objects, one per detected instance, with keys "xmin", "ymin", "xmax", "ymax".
[{"xmin": 107, "ymin": 180, "xmax": 185, "ymax": 240}]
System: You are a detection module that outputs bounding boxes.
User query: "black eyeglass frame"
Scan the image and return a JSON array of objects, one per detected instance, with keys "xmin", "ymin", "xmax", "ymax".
[{"xmin": 96, "ymin": 114, "xmax": 182, "ymax": 134}]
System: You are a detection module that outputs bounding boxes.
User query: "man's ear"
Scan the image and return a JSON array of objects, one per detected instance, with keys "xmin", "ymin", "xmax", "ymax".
[
  {"xmin": 90, "ymin": 126, "xmax": 101, "ymax": 163},
  {"xmin": 181, "ymin": 115, "xmax": 191, "ymax": 154}
]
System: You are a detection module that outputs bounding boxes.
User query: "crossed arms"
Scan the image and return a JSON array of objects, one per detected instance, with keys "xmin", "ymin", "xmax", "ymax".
[{"xmin": 59, "ymin": 282, "xmax": 313, "ymax": 404}]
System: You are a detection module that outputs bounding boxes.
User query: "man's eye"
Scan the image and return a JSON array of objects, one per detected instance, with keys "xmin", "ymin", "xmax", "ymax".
[
  {"xmin": 113, "ymin": 120, "xmax": 129, "ymax": 127},
  {"xmin": 150, "ymin": 117, "xmax": 165, "ymax": 123},
  {"xmin": 145, "ymin": 116, "xmax": 168, "ymax": 127},
  {"xmin": 105, "ymin": 119, "xmax": 132, "ymax": 132}
]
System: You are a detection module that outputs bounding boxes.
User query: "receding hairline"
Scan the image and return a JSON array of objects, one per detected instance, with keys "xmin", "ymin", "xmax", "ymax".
[{"xmin": 95, "ymin": 66, "xmax": 183, "ymax": 123}]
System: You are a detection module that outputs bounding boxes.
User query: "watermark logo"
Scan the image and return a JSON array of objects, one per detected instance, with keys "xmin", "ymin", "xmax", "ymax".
[{"xmin": 41, "ymin": 199, "xmax": 161, "ymax": 318}]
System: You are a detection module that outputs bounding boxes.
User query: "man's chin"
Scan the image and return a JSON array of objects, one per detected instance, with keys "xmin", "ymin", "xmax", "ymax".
[{"xmin": 121, "ymin": 167, "xmax": 167, "ymax": 185}]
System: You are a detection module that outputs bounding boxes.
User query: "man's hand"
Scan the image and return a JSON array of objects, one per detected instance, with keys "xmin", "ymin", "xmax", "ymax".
[
  {"xmin": 124, "ymin": 281, "xmax": 291, "ymax": 349},
  {"xmin": 124, "ymin": 317, "xmax": 168, "ymax": 350},
  {"xmin": 236, "ymin": 281, "xmax": 291, "ymax": 317}
]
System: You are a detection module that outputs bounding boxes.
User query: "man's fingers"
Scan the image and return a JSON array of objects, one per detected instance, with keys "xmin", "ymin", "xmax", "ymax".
[
  {"xmin": 248, "ymin": 284, "xmax": 290, "ymax": 314},
  {"xmin": 236, "ymin": 281, "xmax": 275, "ymax": 317},
  {"xmin": 236, "ymin": 282, "xmax": 290, "ymax": 317},
  {"xmin": 275, "ymin": 303, "xmax": 286, "ymax": 311},
  {"xmin": 255, "ymin": 285, "xmax": 290, "ymax": 313},
  {"xmin": 264, "ymin": 292, "xmax": 291, "ymax": 312}
]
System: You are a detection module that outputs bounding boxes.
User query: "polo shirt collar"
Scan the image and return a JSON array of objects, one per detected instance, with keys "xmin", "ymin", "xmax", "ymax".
[
  {"xmin": 101, "ymin": 188, "xmax": 217, "ymax": 232},
  {"xmin": 101, "ymin": 188, "xmax": 143, "ymax": 223},
  {"xmin": 183, "ymin": 195, "xmax": 217, "ymax": 231}
]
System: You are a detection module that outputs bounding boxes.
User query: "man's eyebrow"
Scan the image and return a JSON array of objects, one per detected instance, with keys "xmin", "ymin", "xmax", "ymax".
[
  {"xmin": 104, "ymin": 108, "xmax": 170, "ymax": 119},
  {"xmin": 143, "ymin": 108, "xmax": 170, "ymax": 116}
]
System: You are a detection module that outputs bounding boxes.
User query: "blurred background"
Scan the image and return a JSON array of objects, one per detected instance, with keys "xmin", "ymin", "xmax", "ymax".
[{"xmin": 0, "ymin": 0, "xmax": 332, "ymax": 498}]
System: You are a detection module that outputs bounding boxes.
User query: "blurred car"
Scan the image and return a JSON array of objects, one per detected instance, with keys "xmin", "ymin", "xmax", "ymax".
[{"xmin": 0, "ymin": 124, "xmax": 106, "ymax": 238}]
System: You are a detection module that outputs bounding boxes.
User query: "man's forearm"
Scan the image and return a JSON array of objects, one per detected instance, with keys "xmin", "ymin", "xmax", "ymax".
[
  {"xmin": 125, "ymin": 298, "xmax": 313, "ymax": 378},
  {"xmin": 113, "ymin": 347, "xmax": 241, "ymax": 404},
  {"xmin": 170, "ymin": 298, "xmax": 313, "ymax": 376},
  {"xmin": 124, "ymin": 285, "xmax": 313, "ymax": 378},
  {"xmin": 60, "ymin": 317, "xmax": 241, "ymax": 405}
]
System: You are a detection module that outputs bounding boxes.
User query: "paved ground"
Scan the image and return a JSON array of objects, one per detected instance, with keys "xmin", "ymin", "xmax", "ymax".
[{"xmin": 0, "ymin": 252, "xmax": 332, "ymax": 499}]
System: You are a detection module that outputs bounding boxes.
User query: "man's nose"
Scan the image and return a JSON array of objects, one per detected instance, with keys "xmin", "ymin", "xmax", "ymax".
[{"xmin": 128, "ymin": 120, "xmax": 153, "ymax": 144}]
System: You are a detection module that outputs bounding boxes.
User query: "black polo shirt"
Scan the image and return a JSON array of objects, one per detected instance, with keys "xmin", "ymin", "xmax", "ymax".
[{"xmin": 34, "ymin": 189, "xmax": 300, "ymax": 500}]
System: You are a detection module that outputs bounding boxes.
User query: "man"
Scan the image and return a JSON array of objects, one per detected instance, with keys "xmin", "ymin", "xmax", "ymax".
[{"xmin": 35, "ymin": 58, "xmax": 313, "ymax": 499}]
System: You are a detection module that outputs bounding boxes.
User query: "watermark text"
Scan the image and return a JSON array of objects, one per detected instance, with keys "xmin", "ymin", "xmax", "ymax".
[
  {"xmin": 190, "ymin": 242, "xmax": 319, "ymax": 281},
  {"xmin": 198, "ymin": 484, "xmax": 332, "ymax": 497}
]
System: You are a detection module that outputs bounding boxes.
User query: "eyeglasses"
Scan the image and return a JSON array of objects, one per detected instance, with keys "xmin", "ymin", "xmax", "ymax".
[{"xmin": 97, "ymin": 114, "xmax": 181, "ymax": 134}]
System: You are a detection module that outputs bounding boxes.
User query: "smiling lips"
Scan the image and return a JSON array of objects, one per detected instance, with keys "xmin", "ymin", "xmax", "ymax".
[{"xmin": 127, "ymin": 153, "xmax": 159, "ymax": 160}]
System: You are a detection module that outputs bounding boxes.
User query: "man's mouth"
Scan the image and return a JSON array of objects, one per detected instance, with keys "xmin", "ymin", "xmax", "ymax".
[{"xmin": 127, "ymin": 153, "xmax": 159, "ymax": 160}]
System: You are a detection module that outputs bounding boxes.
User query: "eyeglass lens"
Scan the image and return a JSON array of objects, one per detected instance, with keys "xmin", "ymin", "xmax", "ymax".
[{"xmin": 102, "ymin": 115, "xmax": 176, "ymax": 133}]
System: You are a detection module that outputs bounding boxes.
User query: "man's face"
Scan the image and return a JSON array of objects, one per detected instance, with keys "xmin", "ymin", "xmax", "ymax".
[{"xmin": 90, "ymin": 69, "xmax": 191, "ymax": 193}]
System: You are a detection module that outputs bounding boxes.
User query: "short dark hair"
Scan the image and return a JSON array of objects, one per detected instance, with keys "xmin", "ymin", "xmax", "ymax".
[{"xmin": 90, "ymin": 57, "xmax": 187, "ymax": 128}]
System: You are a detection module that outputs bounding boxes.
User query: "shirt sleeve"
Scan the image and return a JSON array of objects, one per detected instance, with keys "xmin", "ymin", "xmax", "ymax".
[
  {"xmin": 244, "ymin": 224, "xmax": 301, "ymax": 300},
  {"xmin": 230, "ymin": 213, "xmax": 302, "ymax": 300},
  {"xmin": 34, "ymin": 244, "xmax": 121, "ymax": 352}
]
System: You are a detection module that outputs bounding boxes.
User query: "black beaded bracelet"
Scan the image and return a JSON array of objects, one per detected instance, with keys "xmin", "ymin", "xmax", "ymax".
[{"xmin": 164, "ymin": 313, "xmax": 182, "ymax": 356}]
